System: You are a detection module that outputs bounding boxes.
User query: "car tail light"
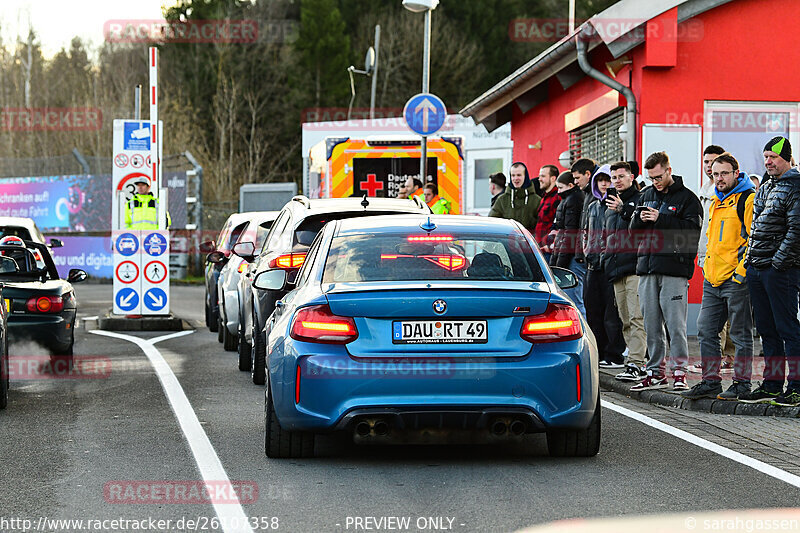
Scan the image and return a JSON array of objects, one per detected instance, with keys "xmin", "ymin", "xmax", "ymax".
[
  {"xmin": 576, "ymin": 364, "xmax": 581, "ymax": 402},
  {"xmin": 237, "ymin": 262, "xmax": 247, "ymax": 274},
  {"xmin": 290, "ymin": 304, "xmax": 358, "ymax": 344},
  {"xmin": 407, "ymin": 235, "xmax": 452, "ymax": 242},
  {"xmin": 520, "ymin": 303, "xmax": 582, "ymax": 343},
  {"xmin": 26, "ymin": 296, "xmax": 64, "ymax": 313},
  {"xmin": 33, "ymin": 250, "xmax": 43, "ymax": 262},
  {"xmin": 269, "ymin": 253, "xmax": 307, "ymax": 269}
]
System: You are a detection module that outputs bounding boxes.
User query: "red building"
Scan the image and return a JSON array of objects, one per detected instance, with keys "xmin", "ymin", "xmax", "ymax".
[{"xmin": 461, "ymin": 0, "xmax": 800, "ymax": 331}]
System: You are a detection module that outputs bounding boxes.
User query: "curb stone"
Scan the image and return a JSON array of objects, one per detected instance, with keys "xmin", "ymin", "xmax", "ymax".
[{"xmin": 599, "ymin": 371, "xmax": 800, "ymax": 418}]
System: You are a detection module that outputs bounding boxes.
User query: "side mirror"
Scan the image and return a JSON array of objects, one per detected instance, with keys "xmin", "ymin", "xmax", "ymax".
[
  {"xmin": 232, "ymin": 241, "xmax": 256, "ymax": 259},
  {"xmin": 0, "ymin": 256, "xmax": 19, "ymax": 274},
  {"xmin": 550, "ymin": 266, "xmax": 577, "ymax": 290},
  {"xmin": 199, "ymin": 240, "xmax": 216, "ymax": 254},
  {"xmin": 67, "ymin": 268, "xmax": 88, "ymax": 283},
  {"xmin": 206, "ymin": 251, "xmax": 226, "ymax": 264},
  {"xmin": 49, "ymin": 238, "xmax": 64, "ymax": 248},
  {"xmin": 253, "ymin": 269, "xmax": 287, "ymax": 291}
]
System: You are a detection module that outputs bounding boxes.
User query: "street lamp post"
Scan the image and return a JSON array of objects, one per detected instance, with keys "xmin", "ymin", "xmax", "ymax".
[{"xmin": 403, "ymin": 0, "xmax": 439, "ymax": 187}]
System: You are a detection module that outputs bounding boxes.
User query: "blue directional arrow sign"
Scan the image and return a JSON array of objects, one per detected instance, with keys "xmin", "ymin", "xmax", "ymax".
[
  {"xmin": 115, "ymin": 288, "xmax": 139, "ymax": 312},
  {"xmin": 115, "ymin": 233, "xmax": 139, "ymax": 256},
  {"xmin": 143, "ymin": 232, "xmax": 167, "ymax": 256},
  {"xmin": 144, "ymin": 288, "xmax": 167, "ymax": 312},
  {"xmin": 403, "ymin": 93, "xmax": 447, "ymax": 136}
]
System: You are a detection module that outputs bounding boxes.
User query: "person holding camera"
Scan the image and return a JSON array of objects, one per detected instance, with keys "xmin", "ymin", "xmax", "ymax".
[{"xmin": 629, "ymin": 151, "xmax": 703, "ymax": 392}]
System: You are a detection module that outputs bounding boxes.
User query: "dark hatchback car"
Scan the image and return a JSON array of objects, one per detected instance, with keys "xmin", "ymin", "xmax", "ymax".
[
  {"xmin": 0, "ymin": 240, "xmax": 87, "ymax": 355},
  {"xmin": 239, "ymin": 195, "xmax": 431, "ymax": 385}
]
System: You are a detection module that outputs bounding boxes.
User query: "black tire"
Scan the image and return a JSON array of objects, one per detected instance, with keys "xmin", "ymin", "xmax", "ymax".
[
  {"xmin": 0, "ymin": 346, "xmax": 8, "ymax": 410},
  {"xmin": 209, "ymin": 300, "xmax": 219, "ymax": 333},
  {"xmin": 251, "ymin": 325, "xmax": 266, "ymax": 385},
  {"xmin": 265, "ymin": 380, "xmax": 314, "ymax": 458},
  {"xmin": 222, "ymin": 320, "xmax": 237, "ymax": 352},
  {"xmin": 52, "ymin": 329, "xmax": 75, "ymax": 357},
  {"xmin": 237, "ymin": 324, "xmax": 251, "ymax": 371},
  {"xmin": 546, "ymin": 401, "xmax": 601, "ymax": 457},
  {"xmin": 205, "ymin": 300, "xmax": 212, "ymax": 328},
  {"xmin": 217, "ymin": 315, "xmax": 224, "ymax": 343}
]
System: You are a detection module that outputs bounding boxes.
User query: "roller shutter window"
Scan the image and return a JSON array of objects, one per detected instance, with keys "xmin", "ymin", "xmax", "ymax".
[{"xmin": 568, "ymin": 109, "xmax": 625, "ymax": 166}]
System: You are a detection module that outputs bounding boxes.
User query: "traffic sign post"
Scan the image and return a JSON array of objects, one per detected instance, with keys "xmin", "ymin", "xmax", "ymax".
[
  {"xmin": 404, "ymin": 92, "xmax": 447, "ymax": 185},
  {"xmin": 112, "ymin": 230, "xmax": 142, "ymax": 315},
  {"xmin": 109, "ymin": 46, "xmax": 171, "ymax": 318},
  {"xmin": 140, "ymin": 230, "xmax": 170, "ymax": 315}
]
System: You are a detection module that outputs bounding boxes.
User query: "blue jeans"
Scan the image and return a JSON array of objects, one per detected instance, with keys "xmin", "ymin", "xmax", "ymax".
[
  {"xmin": 747, "ymin": 266, "xmax": 800, "ymax": 392},
  {"xmin": 697, "ymin": 279, "xmax": 753, "ymax": 383},
  {"xmin": 565, "ymin": 258, "xmax": 586, "ymax": 317}
]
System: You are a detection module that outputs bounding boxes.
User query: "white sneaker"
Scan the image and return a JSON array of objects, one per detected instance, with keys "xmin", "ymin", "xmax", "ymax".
[
  {"xmin": 687, "ymin": 363, "xmax": 703, "ymax": 374},
  {"xmin": 599, "ymin": 359, "xmax": 624, "ymax": 369}
]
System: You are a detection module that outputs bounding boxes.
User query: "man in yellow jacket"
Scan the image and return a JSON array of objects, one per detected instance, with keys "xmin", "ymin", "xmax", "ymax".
[
  {"xmin": 424, "ymin": 182, "xmax": 451, "ymax": 214},
  {"xmin": 682, "ymin": 152, "xmax": 755, "ymax": 402},
  {"xmin": 125, "ymin": 177, "xmax": 169, "ymax": 229}
]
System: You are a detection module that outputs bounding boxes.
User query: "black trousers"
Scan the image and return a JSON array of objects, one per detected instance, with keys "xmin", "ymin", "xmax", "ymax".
[{"xmin": 584, "ymin": 267, "xmax": 627, "ymax": 363}]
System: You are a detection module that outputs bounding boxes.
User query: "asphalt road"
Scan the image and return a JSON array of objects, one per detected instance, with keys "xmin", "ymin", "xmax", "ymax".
[{"xmin": 1, "ymin": 284, "xmax": 799, "ymax": 533}]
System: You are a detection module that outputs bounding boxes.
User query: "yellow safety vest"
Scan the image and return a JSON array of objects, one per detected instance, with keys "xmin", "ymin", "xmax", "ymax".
[{"xmin": 125, "ymin": 194, "xmax": 159, "ymax": 229}]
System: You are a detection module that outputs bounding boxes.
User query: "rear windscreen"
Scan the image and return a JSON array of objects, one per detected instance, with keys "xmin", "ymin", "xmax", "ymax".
[
  {"xmin": 294, "ymin": 212, "xmax": 420, "ymax": 248},
  {"xmin": 322, "ymin": 232, "xmax": 545, "ymax": 283}
]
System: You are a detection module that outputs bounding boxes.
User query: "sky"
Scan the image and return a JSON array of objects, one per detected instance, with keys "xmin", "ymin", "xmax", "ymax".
[{"xmin": 0, "ymin": 0, "xmax": 169, "ymax": 58}]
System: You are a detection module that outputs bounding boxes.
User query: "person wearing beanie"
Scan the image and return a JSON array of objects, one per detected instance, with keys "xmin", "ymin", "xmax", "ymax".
[
  {"xmin": 741, "ymin": 136, "xmax": 800, "ymax": 406},
  {"xmin": 549, "ymin": 171, "xmax": 586, "ymax": 316},
  {"xmin": 583, "ymin": 164, "xmax": 626, "ymax": 368},
  {"xmin": 488, "ymin": 172, "xmax": 506, "ymax": 207},
  {"xmin": 488, "ymin": 162, "xmax": 542, "ymax": 234}
]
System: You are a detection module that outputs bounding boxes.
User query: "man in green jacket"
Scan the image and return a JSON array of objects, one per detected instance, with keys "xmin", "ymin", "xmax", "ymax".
[{"xmin": 488, "ymin": 162, "xmax": 541, "ymax": 233}]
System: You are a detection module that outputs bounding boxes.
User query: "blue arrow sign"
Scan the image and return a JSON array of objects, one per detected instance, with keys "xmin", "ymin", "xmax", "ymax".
[
  {"xmin": 143, "ymin": 232, "xmax": 167, "ymax": 256},
  {"xmin": 403, "ymin": 93, "xmax": 446, "ymax": 136},
  {"xmin": 144, "ymin": 288, "xmax": 167, "ymax": 312},
  {"xmin": 115, "ymin": 233, "xmax": 139, "ymax": 256},
  {"xmin": 115, "ymin": 287, "xmax": 139, "ymax": 312}
]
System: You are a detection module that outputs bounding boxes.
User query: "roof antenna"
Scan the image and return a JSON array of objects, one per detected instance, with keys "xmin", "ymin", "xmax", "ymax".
[
  {"xmin": 420, "ymin": 217, "xmax": 436, "ymax": 232},
  {"xmin": 361, "ymin": 194, "xmax": 370, "ymax": 209}
]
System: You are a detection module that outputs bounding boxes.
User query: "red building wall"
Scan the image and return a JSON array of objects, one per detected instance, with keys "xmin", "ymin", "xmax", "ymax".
[{"xmin": 510, "ymin": 0, "xmax": 800, "ymax": 173}]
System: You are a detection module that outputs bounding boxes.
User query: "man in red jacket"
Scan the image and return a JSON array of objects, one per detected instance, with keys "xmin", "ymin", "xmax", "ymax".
[{"xmin": 535, "ymin": 164, "xmax": 560, "ymax": 262}]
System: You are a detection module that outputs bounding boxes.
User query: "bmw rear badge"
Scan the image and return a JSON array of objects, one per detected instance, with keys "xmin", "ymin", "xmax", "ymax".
[{"xmin": 433, "ymin": 299, "xmax": 447, "ymax": 315}]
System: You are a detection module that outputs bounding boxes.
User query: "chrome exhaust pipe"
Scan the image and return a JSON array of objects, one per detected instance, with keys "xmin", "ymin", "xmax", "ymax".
[
  {"xmin": 490, "ymin": 420, "xmax": 507, "ymax": 436},
  {"xmin": 509, "ymin": 420, "xmax": 526, "ymax": 436},
  {"xmin": 373, "ymin": 420, "xmax": 390, "ymax": 436},
  {"xmin": 355, "ymin": 421, "xmax": 371, "ymax": 437}
]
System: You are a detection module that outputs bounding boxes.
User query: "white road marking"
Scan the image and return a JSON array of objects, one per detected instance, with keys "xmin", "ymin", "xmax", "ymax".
[
  {"xmin": 91, "ymin": 330, "xmax": 254, "ymax": 533},
  {"xmin": 82, "ymin": 316, "xmax": 99, "ymax": 321},
  {"xmin": 602, "ymin": 398, "xmax": 800, "ymax": 489}
]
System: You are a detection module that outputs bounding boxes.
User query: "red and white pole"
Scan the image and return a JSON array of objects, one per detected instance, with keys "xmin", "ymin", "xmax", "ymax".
[{"xmin": 149, "ymin": 46, "xmax": 159, "ymax": 196}]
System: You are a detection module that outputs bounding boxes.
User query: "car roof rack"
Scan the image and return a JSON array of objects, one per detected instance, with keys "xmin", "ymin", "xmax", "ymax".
[{"xmin": 291, "ymin": 195, "xmax": 311, "ymax": 209}]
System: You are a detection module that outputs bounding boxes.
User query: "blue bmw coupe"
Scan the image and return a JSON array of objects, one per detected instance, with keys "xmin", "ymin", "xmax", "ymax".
[{"xmin": 254, "ymin": 215, "xmax": 600, "ymax": 458}]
